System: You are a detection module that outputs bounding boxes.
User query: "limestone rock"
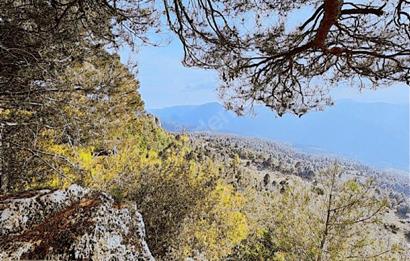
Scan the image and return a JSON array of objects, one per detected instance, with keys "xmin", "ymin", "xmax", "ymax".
[{"xmin": 0, "ymin": 185, "xmax": 154, "ymax": 260}]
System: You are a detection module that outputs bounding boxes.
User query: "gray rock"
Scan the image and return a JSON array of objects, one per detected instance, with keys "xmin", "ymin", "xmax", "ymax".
[{"xmin": 0, "ymin": 185, "xmax": 154, "ymax": 260}]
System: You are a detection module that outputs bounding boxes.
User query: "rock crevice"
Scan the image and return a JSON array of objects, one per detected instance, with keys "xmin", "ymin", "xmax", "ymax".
[{"xmin": 0, "ymin": 185, "xmax": 154, "ymax": 260}]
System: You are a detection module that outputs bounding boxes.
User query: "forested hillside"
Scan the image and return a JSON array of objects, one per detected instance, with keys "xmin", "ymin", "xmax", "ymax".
[
  {"xmin": 1, "ymin": 0, "xmax": 409, "ymax": 260},
  {"xmin": 151, "ymin": 101, "xmax": 410, "ymax": 170}
]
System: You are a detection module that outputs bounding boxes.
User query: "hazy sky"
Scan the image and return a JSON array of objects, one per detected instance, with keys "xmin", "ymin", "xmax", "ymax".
[{"xmin": 121, "ymin": 35, "xmax": 410, "ymax": 109}]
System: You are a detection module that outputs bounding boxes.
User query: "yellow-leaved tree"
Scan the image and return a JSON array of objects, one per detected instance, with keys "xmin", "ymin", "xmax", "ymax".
[{"xmin": 32, "ymin": 51, "xmax": 249, "ymax": 259}]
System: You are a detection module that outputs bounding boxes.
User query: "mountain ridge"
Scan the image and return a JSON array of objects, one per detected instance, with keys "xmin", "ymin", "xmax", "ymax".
[{"xmin": 150, "ymin": 100, "xmax": 410, "ymax": 171}]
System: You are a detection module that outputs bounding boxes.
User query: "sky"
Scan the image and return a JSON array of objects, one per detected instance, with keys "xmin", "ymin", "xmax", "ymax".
[
  {"xmin": 120, "ymin": 1, "xmax": 410, "ymax": 110},
  {"xmin": 121, "ymin": 38, "xmax": 409, "ymax": 109},
  {"xmin": 121, "ymin": 39, "xmax": 218, "ymax": 109},
  {"xmin": 119, "ymin": 3, "xmax": 410, "ymax": 110}
]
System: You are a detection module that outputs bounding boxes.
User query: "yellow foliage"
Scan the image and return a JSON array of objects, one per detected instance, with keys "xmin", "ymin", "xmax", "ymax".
[
  {"xmin": 175, "ymin": 182, "xmax": 249, "ymax": 259},
  {"xmin": 25, "ymin": 52, "xmax": 250, "ymax": 259}
]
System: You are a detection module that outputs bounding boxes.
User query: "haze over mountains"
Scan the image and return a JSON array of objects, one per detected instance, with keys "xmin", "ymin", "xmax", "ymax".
[{"xmin": 150, "ymin": 100, "xmax": 410, "ymax": 172}]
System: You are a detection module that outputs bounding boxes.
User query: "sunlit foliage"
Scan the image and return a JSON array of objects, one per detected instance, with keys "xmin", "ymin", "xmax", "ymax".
[
  {"xmin": 0, "ymin": 0, "xmax": 156, "ymax": 191},
  {"xmin": 231, "ymin": 165, "xmax": 406, "ymax": 260},
  {"xmin": 20, "ymin": 52, "xmax": 248, "ymax": 259}
]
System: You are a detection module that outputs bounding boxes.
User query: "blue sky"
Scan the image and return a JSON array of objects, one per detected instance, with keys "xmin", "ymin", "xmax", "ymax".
[{"xmin": 121, "ymin": 35, "xmax": 409, "ymax": 110}]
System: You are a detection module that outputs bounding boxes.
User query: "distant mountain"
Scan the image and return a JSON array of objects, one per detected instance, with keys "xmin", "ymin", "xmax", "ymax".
[{"xmin": 150, "ymin": 100, "xmax": 410, "ymax": 171}]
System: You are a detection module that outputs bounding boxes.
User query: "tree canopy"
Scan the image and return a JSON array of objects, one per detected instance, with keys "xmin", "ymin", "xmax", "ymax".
[
  {"xmin": 0, "ymin": 0, "xmax": 155, "ymax": 191},
  {"xmin": 164, "ymin": 0, "xmax": 410, "ymax": 115}
]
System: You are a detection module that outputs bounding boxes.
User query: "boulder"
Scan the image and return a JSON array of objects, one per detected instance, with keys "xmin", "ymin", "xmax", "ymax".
[{"xmin": 0, "ymin": 184, "xmax": 154, "ymax": 260}]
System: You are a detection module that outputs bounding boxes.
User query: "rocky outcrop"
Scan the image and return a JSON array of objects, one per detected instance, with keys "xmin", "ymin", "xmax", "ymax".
[{"xmin": 0, "ymin": 185, "xmax": 154, "ymax": 260}]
